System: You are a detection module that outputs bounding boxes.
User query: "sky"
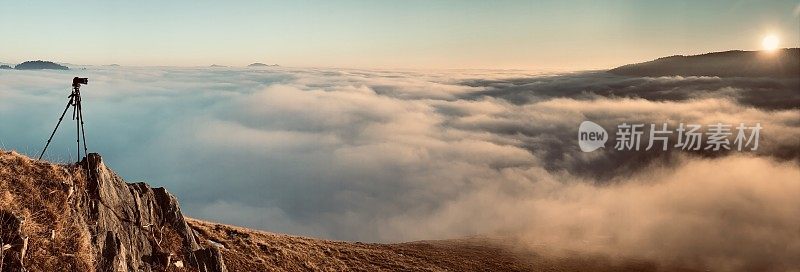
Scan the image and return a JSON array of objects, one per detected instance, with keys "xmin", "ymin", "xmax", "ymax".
[{"xmin": 1, "ymin": 0, "xmax": 799, "ymax": 69}]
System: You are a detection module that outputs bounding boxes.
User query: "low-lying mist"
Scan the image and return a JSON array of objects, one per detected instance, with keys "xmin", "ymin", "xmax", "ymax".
[{"xmin": 1, "ymin": 67, "xmax": 797, "ymax": 270}]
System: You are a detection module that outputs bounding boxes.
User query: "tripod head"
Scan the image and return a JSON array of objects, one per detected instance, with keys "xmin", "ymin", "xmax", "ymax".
[{"xmin": 72, "ymin": 77, "xmax": 88, "ymax": 88}]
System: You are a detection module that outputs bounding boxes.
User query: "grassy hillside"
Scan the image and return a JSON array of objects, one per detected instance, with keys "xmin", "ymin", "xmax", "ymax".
[
  {"xmin": 0, "ymin": 150, "xmax": 93, "ymax": 271},
  {"xmin": 188, "ymin": 218, "xmax": 694, "ymax": 271}
]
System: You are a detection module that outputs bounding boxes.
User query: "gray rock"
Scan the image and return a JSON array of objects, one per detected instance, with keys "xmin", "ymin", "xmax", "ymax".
[
  {"xmin": 0, "ymin": 211, "xmax": 27, "ymax": 272},
  {"xmin": 77, "ymin": 153, "xmax": 226, "ymax": 272}
]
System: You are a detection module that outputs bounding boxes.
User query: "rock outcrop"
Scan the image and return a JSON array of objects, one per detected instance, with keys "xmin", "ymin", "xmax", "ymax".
[
  {"xmin": 77, "ymin": 153, "xmax": 226, "ymax": 271},
  {"xmin": 0, "ymin": 150, "xmax": 225, "ymax": 271},
  {"xmin": 0, "ymin": 211, "xmax": 28, "ymax": 271}
]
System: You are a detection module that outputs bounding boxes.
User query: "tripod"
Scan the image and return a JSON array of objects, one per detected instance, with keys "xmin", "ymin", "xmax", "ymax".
[{"xmin": 38, "ymin": 77, "xmax": 89, "ymax": 164}]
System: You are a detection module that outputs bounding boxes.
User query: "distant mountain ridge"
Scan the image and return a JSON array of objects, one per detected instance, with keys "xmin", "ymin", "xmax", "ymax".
[
  {"xmin": 14, "ymin": 60, "xmax": 69, "ymax": 70},
  {"xmin": 609, "ymin": 48, "xmax": 799, "ymax": 78},
  {"xmin": 248, "ymin": 62, "xmax": 279, "ymax": 67}
]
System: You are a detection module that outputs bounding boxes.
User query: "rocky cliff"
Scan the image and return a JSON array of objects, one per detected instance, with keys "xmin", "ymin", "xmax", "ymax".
[{"xmin": 0, "ymin": 150, "xmax": 226, "ymax": 271}]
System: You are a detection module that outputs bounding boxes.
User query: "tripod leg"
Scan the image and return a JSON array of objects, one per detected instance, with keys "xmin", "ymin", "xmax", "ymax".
[
  {"xmin": 75, "ymin": 105, "xmax": 80, "ymax": 162},
  {"xmin": 78, "ymin": 103, "xmax": 88, "ymax": 160},
  {"xmin": 38, "ymin": 96, "xmax": 75, "ymax": 160},
  {"xmin": 77, "ymin": 101, "xmax": 91, "ymax": 179}
]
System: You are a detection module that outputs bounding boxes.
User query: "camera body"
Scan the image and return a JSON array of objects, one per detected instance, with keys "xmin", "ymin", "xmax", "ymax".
[{"xmin": 72, "ymin": 77, "xmax": 88, "ymax": 87}]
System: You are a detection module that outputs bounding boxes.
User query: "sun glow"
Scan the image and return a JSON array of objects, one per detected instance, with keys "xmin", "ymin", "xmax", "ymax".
[{"xmin": 762, "ymin": 35, "xmax": 779, "ymax": 51}]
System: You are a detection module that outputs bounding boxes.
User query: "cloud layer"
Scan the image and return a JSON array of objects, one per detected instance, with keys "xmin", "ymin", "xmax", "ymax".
[{"xmin": 1, "ymin": 67, "xmax": 798, "ymax": 270}]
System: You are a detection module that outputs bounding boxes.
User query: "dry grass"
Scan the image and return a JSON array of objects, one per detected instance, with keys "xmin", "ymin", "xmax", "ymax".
[
  {"xmin": 0, "ymin": 150, "xmax": 94, "ymax": 271},
  {"xmin": 187, "ymin": 218, "xmax": 696, "ymax": 272}
]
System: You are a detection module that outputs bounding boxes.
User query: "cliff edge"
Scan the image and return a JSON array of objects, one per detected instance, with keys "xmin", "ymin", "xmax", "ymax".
[{"xmin": 0, "ymin": 150, "xmax": 225, "ymax": 271}]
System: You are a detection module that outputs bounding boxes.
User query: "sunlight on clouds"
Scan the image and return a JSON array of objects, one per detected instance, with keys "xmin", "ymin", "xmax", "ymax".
[{"xmin": 0, "ymin": 67, "xmax": 798, "ymax": 270}]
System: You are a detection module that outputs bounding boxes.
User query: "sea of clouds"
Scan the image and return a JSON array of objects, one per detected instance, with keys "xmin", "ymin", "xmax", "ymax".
[{"xmin": 1, "ymin": 67, "xmax": 798, "ymax": 270}]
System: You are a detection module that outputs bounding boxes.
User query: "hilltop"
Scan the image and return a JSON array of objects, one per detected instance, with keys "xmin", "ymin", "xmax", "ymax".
[
  {"xmin": 13, "ymin": 61, "xmax": 69, "ymax": 70},
  {"xmin": 0, "ymin": 150, "xmax": 690, "ymax": 271},
  {"xmin": 609, "ymin": 48, "xmax": 799, "ymax": 77},
  {"xmin": 248, "ymin": 63, "xmax": 279, "ymax": 67}
]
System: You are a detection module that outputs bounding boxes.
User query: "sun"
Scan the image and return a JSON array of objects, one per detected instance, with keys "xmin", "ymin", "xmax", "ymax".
[{"xmin": 762, "ymin": 35, "xmax": 779, "ymax": 51}]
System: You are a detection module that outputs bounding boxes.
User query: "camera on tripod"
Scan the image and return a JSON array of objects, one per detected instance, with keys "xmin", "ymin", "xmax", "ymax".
[
  {"xmin": 40, "ymin": 77, "xmax": 91, "ymax": 165},
  {"xmin": 72, "ymin": 77, "xmax": 88, "ymax": 87}
]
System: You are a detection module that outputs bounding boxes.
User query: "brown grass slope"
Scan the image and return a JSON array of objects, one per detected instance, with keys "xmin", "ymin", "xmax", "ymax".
[
  {"xmin": 188, "ymin": 219, "xmax": 698, "ymax": 272},
  {"xmin": 0, "ymin": 150, "xmax": 94, "ymax": 271}
]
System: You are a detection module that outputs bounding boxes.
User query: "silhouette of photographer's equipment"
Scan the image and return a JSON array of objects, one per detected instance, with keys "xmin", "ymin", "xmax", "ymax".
[{"xmin": 38, "ymin": 77, "xmax": 91, "ymax": 171}]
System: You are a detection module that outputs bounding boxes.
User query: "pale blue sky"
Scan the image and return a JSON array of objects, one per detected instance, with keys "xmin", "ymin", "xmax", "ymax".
[{"xmin": 1, "ymin": 0, "xmax": 798, "ymax": 69}]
